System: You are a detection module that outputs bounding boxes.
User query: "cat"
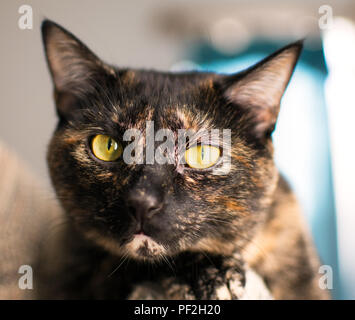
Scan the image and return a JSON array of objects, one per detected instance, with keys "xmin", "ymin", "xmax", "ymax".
[{"xmin": 36, "ymin": 19, "xmax": 329, "ymax": 299}]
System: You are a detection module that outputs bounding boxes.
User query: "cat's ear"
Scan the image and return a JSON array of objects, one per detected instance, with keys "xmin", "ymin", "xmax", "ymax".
[
  {"xmin": 222, "ymin": 41, "xmax": 303, "ymax": 138},
  {"xmin": 41, "ymin": 20, "xmax": 114, "ymax": 119}
]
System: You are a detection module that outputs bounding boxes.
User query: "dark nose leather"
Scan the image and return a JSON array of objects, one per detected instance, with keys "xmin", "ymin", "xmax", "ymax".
[{"xmin": 127, "ymin": 192, "xmax": 163, "ymax": 228}]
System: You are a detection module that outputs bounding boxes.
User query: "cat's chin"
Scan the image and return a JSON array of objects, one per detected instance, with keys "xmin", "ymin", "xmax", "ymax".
[
  {"xmin": 124, "ymin": 234, "xmax": 167, "ymax": 261},
  {"xmin": 81, "ymin": 228, "xmax": 168, "ymax": 261}
]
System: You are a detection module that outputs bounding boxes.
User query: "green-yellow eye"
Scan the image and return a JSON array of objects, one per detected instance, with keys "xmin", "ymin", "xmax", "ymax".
[
  {"xmin": 91, "ymin": 134, "xmax": 123, "ymax": 162},
  {"xmin": 185, "ymin": 145, "xmax": 220, "ymax": 169}
]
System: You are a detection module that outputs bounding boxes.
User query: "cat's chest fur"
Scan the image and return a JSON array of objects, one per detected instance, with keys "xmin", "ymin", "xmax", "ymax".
[{"xmin": 35, "ymin": 220, "xmax": 250, "ymax": 299}]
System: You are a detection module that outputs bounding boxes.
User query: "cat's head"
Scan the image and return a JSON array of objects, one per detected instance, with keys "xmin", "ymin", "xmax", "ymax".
[{"xmin": 42, "ymin": 20, "xmax": 302, "ymax": 261}]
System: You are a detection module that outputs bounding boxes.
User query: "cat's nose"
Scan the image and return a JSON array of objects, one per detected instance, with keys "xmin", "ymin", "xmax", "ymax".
[{"xmin": 127, "ymin": 192, "xmax": 163, "ymax": 227}]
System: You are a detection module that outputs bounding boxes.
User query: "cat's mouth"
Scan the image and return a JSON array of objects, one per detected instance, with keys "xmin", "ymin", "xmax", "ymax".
[{"xmin": 125, "ymin": 234, "xmax": 167, "ymax": 260}]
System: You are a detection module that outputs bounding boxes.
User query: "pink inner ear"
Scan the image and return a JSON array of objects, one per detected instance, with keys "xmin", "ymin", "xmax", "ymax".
[
  {"xmin": 223, "ymin": 43, "xmax": 302, "ymax": 137},
  {"xmin": 225, "ymin": 49, "xmax": 300, "ymax": 110},
  {"xmin": 43, "ymin": 21, "xmax": 112, "ymax": 95}
]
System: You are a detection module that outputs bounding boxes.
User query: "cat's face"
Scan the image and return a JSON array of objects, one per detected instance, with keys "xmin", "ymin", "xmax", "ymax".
[{"xmin": 42, "ymin": 20, "xmax": 302, "ymax": 261}]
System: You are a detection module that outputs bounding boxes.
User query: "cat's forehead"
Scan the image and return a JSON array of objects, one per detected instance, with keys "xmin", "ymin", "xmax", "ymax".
[
  {"xmin": 118, "ymin": 69, "xmax": 218, "ymax": 103},
  {"xmin": 120, "ymin": 69, "xmax": 216, "ymax": 90},
  {"xmin": 112, "ymin": 69, "xmax": 220, "ymax": 130}
]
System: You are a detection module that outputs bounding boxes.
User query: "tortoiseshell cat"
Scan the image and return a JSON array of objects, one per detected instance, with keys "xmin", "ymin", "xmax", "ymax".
[{"xmin": 37, "ymin": 20, "xmax": 329, "ymax": 299}]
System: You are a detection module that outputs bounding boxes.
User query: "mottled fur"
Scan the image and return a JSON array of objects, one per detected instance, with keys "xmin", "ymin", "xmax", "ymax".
[{"xmin": 37, "ymin": 20, "xmax": 329, "ymax": 299}]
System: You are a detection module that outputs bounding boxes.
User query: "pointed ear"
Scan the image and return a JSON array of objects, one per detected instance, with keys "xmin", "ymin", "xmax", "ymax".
[
  {"xmin": 41, "ymin": 20, "xmax": 115, "ymax": 119},
  {"xmin": 223, "ymin": 41, "xmax": 303, "ymax": 138}
]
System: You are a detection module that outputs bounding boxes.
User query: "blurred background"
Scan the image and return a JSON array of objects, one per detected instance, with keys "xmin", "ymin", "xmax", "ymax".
[{"xmin": 0, "ymin": 0, "xmax": 354, "ymax": 299}]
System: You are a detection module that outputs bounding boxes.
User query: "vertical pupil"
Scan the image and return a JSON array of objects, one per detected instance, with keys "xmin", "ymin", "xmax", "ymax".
[
  {"xmin": 107, "ymin": 138, "xmax": 112, "ymax": 151},
  {"xmin": 201, "ymin": 146, "xmax": 204, "ymax": 160}
]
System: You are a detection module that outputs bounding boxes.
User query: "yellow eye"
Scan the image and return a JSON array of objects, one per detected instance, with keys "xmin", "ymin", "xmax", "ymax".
[
  {"xmin": 91, "ymin": 134, "xmax": 122, "ymax": 162},
  {"xmin": 185, "ymin": 145, "xmax": 220, "ymax": 169}
]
